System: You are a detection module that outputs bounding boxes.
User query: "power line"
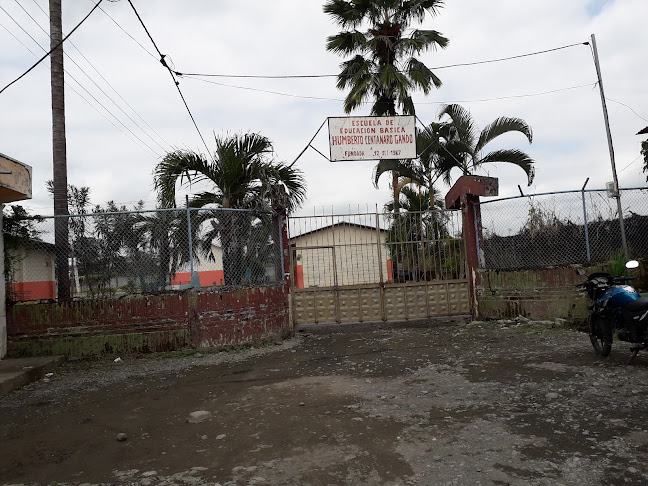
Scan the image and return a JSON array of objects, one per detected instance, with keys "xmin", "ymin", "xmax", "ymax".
[
  {"xmin": 0, "ymin": 0, "xmax": 103, "ymax": 95},
  {"xmin": 1, "ymin": 18, "xmax": 158, "ymax": 158},
  {"xmin": 605, "ymin": 97, "xmax": 648, "ymax": 123},
  {"xmin": 174, "ymin": 42, "xmax": 590, "ymax": 79},
  {"xmin": 619, "ymin": 154, "xmax": 643, "ymax": 173},
  {"xmin": 126, "ymin": 0, "xmax": 211, "ymax": 157},
  {"xmin": 184, "ymin": 74, "xmax": 598, "ymax": 106},
  {"xmin": 26, "ymin": 0, "xmax": 171, "ymax": 153},
  {"xmin": 184, "ymin": 75, "xmax": 343, "ymax": 101},
  {"xmin": 94, "ymin": 1, "xmax": 158, "ymax": 60},
  {"xmin": 1, "ymin": 3, "xmax": 163, "ymax": 157},
  {"xmin": 417, "ymin": 83, "xmax": 598, "ymax": 105}
]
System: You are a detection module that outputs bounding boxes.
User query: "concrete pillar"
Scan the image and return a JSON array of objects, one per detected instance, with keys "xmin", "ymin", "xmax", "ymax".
[{"xmin": 445, "ymin": 176, "xmax": 498, "ymax": 318}]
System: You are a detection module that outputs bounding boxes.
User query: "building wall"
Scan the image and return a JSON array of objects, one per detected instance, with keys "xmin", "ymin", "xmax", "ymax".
[
  {"xmin": 6, "ymin": 283, "xmax": 290, "ymax": 359},
  {"xmin": 9, "ymin": 248, "xmax": 56, "ymax": 301},
  {"xmin": 171, "ymin": 245, "xmax": 225, "ymax": 287},
  {"xmin": 292, "ymin": 226, "xmax": 392, "ymax": 288}
]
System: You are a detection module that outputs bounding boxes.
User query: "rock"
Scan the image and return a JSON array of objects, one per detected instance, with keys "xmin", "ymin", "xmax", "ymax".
[
  {"xmin": 546, "ymin": 393, "xmax": 559, "ymax": 399},
  {"xmin": 142, "ymin": 470, "xmax": 157, "ymax": 477},
  {"xmin": 188, "ymin": 411, "xmax": 212, "ymax": 423},
  {"xmin": 216, "ymin": 434, "xmax": 226, "ymax": 440},
  {"xmin": 116, "ymin": 433, "xmax": 128, "ymax": 441}
]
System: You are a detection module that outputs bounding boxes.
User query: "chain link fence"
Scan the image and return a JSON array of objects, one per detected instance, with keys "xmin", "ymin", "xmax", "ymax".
[
  {"xmin": 5, "ymin": 207, "xmax": 284, "ymax": 303},
  {"xmin": 478, "ymin": 187, "xmax": 648, "ymax": 269}
]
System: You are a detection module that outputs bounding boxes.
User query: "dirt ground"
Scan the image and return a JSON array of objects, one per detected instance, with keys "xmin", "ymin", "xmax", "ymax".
[{"xmin": 2, "ymin": 318, "xmax": 648, "ymax": 486}]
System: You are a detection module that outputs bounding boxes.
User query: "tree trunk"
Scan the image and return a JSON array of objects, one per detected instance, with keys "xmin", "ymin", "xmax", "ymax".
[{"xmin": 50, "ymin": 0, "xmax": 71, "ymax": 302}]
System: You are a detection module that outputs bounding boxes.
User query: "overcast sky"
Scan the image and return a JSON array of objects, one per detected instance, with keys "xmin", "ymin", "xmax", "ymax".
[{"xmin": 0, "ymin": 0, "xmax": 646, "ymax": 217}]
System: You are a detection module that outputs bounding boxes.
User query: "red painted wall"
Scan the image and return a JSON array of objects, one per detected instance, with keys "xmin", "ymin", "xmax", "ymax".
[
  {"xmin": 172, "ymin": 270, "xmax": 225, "ymax": 287},
  {"xmin": 6, "ymin": 283, "xmax": 290, "ymax": 358},
  {"xmin": 10, "ymin": 281, "xmax": 56, "ymax": 301}
]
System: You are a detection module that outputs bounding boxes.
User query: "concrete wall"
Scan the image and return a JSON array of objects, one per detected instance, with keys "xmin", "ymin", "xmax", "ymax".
[
  {"xmin": 6, "ymin": 283, "xmax": 290, "ymax": 359},
  {"xmin": 475, "ymin": 266, "xmax": 609, "ymax": 325}
]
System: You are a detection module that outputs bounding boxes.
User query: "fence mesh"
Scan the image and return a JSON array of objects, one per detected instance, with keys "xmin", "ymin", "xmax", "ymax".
[
  {"xmin": 5, "ymin": 207, "xmax": 283, "ymax": 303},
  {"xmin": 478, "ymin": 187, "xmax": 648, "ymax": 269}
]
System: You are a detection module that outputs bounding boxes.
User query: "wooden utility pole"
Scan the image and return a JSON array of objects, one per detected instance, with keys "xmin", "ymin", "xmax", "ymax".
[{"xmin": 50, "ymin": 0, "xmax": 71, "ymax": 302}]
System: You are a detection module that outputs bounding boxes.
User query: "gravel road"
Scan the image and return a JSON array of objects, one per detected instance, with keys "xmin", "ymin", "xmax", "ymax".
[{"xmin": 1, "ymin": 318, "xmax": 648, "ymax": 486}]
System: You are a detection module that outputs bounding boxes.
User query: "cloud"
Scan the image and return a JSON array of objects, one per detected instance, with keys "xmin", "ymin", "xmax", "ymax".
[{"xmin": 0, "ymin": 0, "xmax": 646, "ymax": 218}]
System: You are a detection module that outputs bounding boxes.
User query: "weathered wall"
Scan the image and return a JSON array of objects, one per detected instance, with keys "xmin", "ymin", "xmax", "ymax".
[
  {"xmin": 6, "ymin": 284, "xmax": 290, "ymax": 359},
  {"xmin": 476, "ymin": 266, "xmax": 612, "ymax": 325}
]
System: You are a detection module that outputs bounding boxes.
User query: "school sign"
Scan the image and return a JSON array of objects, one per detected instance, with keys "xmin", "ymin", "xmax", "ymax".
[{"xmin": 328, "ymin": 116, "xmax": 417, "ymax": 162}]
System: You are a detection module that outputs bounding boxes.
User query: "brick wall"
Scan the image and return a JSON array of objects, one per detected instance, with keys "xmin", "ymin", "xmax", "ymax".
[{"xmin": 6, "ymin": 283, "xmax": 290, "ymax": 359}]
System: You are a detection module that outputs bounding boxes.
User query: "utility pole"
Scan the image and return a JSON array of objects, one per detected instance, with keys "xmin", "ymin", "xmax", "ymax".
[
  {"xmin": 590, "ymin": 33, "xmax": 629, "ymax": 260},
  {"xmin": 50, "ymin": 0, "xmax": 71, "ymax": 302}
]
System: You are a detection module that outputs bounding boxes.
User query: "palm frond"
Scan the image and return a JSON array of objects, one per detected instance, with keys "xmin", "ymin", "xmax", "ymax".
[
  {"xmin": 399, "ymin": 29, "xmax": 449, "ymax": 56},
  {"xmin": 478, "ymin": 149, "xmax": 536, "ymax": 185},
  {"xmin": 326, "ymin": 31, "xmax": 368, "ymax": 55},
  {"xmin": 153, "ymin": 150, "xmax": 212, "ymax": 208},
  {"xmin": 475, "ymin": 116, "xmax": 533, "ymax": 153},
  {"xmin": 323, "ymin": 0, "xmax": 370, "ymax": 28}
]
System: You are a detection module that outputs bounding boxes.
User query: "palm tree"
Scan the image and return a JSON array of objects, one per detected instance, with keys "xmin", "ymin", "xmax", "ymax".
[
  {"xmin": 431, "ymin": 104, "xmax": 535, "ymax": 186},
  {"xmin": 324, "ymin": 0, "xmax": 449, "ymax": 211},
  {"xmin": 154, "ymin": 132, "xmax": 306, "ymax": 285},
  {"xmin": 373, "ymin": 124, "xmax": 445, "ymax": 207},
  {"xmin": 324, "ymin": 0, "xmax": 448, "ymax": 116},
  {"xmin": 50, "ymin": 0, "xmax": 70, "ymax": 302},
  {"xmin": 155, "ymin": 132, "xmax": 305, "ymax": 211},
  {"xmin": 384, "ymin": 185, "xmax": 459, "ymax": 281}
]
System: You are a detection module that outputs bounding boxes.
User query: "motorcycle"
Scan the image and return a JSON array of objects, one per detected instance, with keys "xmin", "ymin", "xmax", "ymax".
[{"xmin": 577, "ymin": 260, "xmax": 648, "ymax": 363}]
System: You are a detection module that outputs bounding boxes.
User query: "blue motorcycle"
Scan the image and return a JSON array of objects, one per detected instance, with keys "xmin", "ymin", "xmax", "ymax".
[{"xmin": 577, "ymin": 261, "xmax": 648, "ymax": 363}]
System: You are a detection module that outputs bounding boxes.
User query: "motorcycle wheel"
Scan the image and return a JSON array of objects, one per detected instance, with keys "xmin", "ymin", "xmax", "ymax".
[{"xmin": 589, "ymin": 314, "xmax": 612, "ymax": 356}]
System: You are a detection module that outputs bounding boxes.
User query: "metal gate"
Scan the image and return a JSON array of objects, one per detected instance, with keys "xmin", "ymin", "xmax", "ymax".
[{"xmin": 288, "ymin": 209, "xmax": 469, "ymax": 325}]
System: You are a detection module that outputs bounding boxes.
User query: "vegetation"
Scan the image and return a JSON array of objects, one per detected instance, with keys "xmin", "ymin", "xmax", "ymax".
[
  {"xmin": 426, "ymin": 104, "xmax": 535, "ymax": 187},
  {"xmin": 324, "ymin": 0, "xmax": 448, "ymax": 116},
  {"xmin": 324, "ymin": 0, "xmax": 448, "ymax": 211},
  {"xmin": 154, "ymin": 132, "xmax": 306, "ymax": 286},
  {"xmin": 642, "ymin": 139, "xmax": 648, "ymax": 182}
]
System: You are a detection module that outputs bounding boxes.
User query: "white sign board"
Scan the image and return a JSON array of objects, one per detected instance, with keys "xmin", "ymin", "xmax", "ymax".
[{"xmin": 328, "ymin": 116, "xmax": 417, "ymax": 162}]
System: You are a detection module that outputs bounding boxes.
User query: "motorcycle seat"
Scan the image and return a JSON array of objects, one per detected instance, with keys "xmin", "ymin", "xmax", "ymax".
[{"xmin": 625, "ymin": 297, "xmax": 648, "ymax": 312}]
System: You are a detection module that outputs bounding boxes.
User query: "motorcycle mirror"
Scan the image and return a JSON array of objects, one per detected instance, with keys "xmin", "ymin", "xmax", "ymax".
[{"xmin": 626, "ymin": 260, "xmax": 639, "ymax": 269}]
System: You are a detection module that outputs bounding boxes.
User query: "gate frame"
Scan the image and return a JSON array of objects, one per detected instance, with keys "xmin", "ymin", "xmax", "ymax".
[{"xmin": 287, "ymin": 209, "xmax": 470, "ymax": 325}]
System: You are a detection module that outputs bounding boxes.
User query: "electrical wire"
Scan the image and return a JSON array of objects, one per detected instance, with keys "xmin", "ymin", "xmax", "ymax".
[
  {"xmin": 619, "ymin": 154, "xmax": 643, "ymax": 173},
  {"xmin": 0, "ymin": 0, "xmax": 103, "ymax": 95},
  {"xmin": 183, "ymin": 74, "xmax": 598, "ymax": 106},
  {"xmin": 0, "ymin": 4, "xmax": 163, "ymax": 157},
  {"xmin": 25, "ymin": 0, "xmax": 171, "ymax": 153},
  {"xmin": 416, "ymin": 83, "xmax": 598, "ymax": 105},
  {"xmin": 94, "ymin": 1, "xmax": 158, "ymax": 60},
  {"xmin": 1, "ymin": 19, "xmax": 159, "ymax": 158},
  {"xmin": 605, "ymin": 97, "xmax": 648, "ymax": 124},
  {"xmin": 174, "ymin": 42, "xmax": 589, "ymax": 79},
  {"xmin": 126, "ymin": 0, "xmax": 211, "ymax": 158},
  {"xmin": 183, "ymin": 75, "xmax": 344, "ymax": 101}
]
